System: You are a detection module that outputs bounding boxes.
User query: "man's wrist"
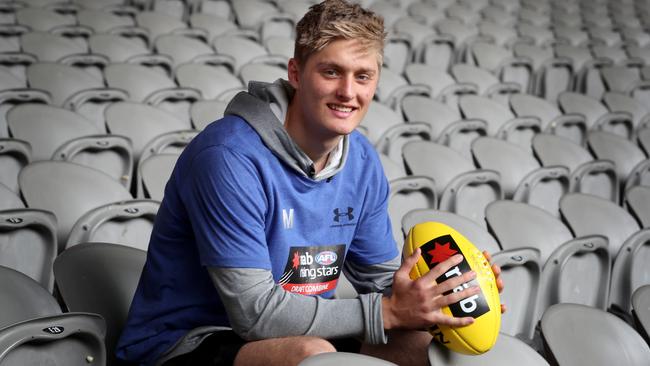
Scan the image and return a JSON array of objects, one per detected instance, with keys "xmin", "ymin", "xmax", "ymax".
[{"xmin": 381, "ymin": 295, "xmax": 396, "ymax": 330}]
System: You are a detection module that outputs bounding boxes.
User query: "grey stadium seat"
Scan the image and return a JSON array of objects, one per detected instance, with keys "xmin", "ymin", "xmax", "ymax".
[
  {"xmin": 0, "ymin": 209, "xmax": 57, "ymax": 292},
  {"xmin": 532, "ymin": 133, "xmax": 619, "ymax": 204},
  {"xmin": 19, "ymin": 161, "xmax": 133, "ymax": 249},
  {"xmin": 560, "ymin": 193, "xmax": 650, "ymax": 313},
  {"xmin": 428, "ymin": 333, "xmax": 549, "ymax": 366},
  {"xmin": 487, "ymin": 200, "xmax": 611, "ymax": 320},
  {"xmin": 0, "ymin": 138, "xmax": 30, "ymax": 194},
  {"xmin": 403, "ymin": 141, "xmax": 502, "ymax": 228},
  {"xmin": 632, "ymin": 285, "xmax": 650, "ymax": 344},
  {"xmin": 626, "ymin": 185, "xmax": 650, "ymax": 228},
  {"xmin": 472, "ymin": 137, "xmax": 569, "ymax": 216},
  {"xmin": 54, "ymin": 242, "xmax": 147, "ymax": 366},
  {"xmin": 541, "ymin": 303, "xmax": 650, "ymax": 366},
  {"xmin": 66, "ymin": 200, "xmax": 159, "ymax": 251},
  {"xmin": 7, "ymin": 104, "xmax": 134, "ymax": 189}
]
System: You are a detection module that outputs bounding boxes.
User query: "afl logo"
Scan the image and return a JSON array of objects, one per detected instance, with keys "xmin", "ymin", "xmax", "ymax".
[{"xmin": 315, "ymin": 251, "xmax": 337, "ymax": 265}]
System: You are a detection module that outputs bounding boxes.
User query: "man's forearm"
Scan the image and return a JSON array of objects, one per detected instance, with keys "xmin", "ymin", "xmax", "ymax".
[{"xmin": 208, "ymin": 267, "xmax": 388, "ymax": 343}]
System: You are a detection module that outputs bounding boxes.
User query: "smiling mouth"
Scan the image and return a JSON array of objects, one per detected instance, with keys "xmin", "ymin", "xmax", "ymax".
[{"xmin": 328, "ymin": 103, "xmax": 356, "ymax": 113}]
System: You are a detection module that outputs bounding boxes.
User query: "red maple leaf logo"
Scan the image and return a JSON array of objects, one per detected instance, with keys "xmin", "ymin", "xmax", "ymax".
[
  {"xmin": 427, "ymin": 242, "xmax": 458, "ymax": 265},
  {"xmin": 292, "ymin": 252, "xmax": 300, "ymax": 269}
]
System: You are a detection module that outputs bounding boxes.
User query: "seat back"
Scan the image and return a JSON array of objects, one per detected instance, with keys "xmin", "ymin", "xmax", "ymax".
[
  {"xmin": 66, "ymin": 200, "xmax": 159, "ymax": 251},
  {"xmin": 54, "ymin": 242, "xmax": 146, "ymax": 365},
  {"xmin": 541, "ymin": 303, "xmax": 650, "ymax": 366},
  {"xmin": 0, "ymin": 209, "xmax": 57, "ymax": 291},
  {"xmin": 0, "ymin": 265, "xmax": 60, "ymax": 329},
  {"xmin": 388, "ymin": 177, "xmax": 437, "ymax": 250},
  {"xmin": 19, "ymin": 161, "xmax": 133, "ymax": 248},
  {"xmin": 428, "ymin": 333, "xmax": 550, "ymax": 365},
  {"xmin": 0, "ymin": 313, "xmax": 107, "ymax": 366},
  {"xmin": 632, "ymin": 285, "xmax": 650, "ymax": 344}
]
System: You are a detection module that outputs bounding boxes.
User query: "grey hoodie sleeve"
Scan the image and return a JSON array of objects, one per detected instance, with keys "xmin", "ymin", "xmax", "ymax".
[{"xmin": 208, "ymin": 266, "xmax": 388, "ymax": 344}]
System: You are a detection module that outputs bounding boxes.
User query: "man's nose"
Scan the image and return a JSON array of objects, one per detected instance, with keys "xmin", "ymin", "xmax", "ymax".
[{"xmin": 336, "ymin": 76, "xmax": 354, "ymax": 100}]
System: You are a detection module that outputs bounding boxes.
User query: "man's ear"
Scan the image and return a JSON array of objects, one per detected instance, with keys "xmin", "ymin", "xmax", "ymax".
[{"xmin": 287, "ymin": 58, "xmax": 300, "ymax": 89}]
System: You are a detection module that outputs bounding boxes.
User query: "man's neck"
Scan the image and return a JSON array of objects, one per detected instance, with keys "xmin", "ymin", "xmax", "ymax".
[{"xmin": 284, "ymin": 103, "xmax": 341, "ymax": 175}]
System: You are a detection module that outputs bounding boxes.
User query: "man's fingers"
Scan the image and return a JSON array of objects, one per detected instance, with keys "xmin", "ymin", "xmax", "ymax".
[
  {"xmin": 436, "ymin": 285, "xmax": 481, "ymax": 309},
  {"xmin": 432, "ymin": 270, "xmax": 476, "ymax": 296},
  {"xmin": 396, "ymin": 248, "xmax": 421, "ymax": 277},
  {"xmin": 432, "ymin": 314, "xmax": 475, "ymax": 328},
  {"xmin": 421, "ymin": 253, "xmax": 464, "ymax": 283}
]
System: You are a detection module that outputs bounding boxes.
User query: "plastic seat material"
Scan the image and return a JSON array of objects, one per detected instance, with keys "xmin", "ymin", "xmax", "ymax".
[
  {"xmin": 587, "ymin": 131, "xmax": 647, "ymax": 191},
  {"xmin": 375, "ymin": 66, "xmax": 431, "ymax": 115},
  {"xmin": 175, "ymin": 63, "xmax": 244, "ymax": 100},
  {"xmin": 512, "ymin": 43, "xmax": 573, "ymax": 103},
  {"xmin": 66, "ymin": 200, "xmax": 159, "ymax": 251},
  {"xmin": 26, "ymin": 63, "xmax": 129, "ymax": 131},
  {"xmin": 19, "ymin": 161, "xmax": 133, "ymax": 248},
  {"xmin": 403, "ymin": 64, "xmax": 479, "ymax": 112},
  {"xmin": 190, "ymin": 100, "xmax": 227, "ymax": 130},
  {"xmin": 388, "ymin": 176, "xmax": 437, "ymax": 249},
  {"xmin": 558, "ymin": 92, "xmax": 634, "ymax": 140},
  {"xmin": 510, "ymin": 93, "xmax": 586, "ymax": 145},
  {"xmin": 451, "ymin": 64, "xmax": 521, "ymax": 106},
  {"xmin": 138, "ymin": 153, "xmax": 180, "ymax": 201},
  {"xmin": 0, "ymin": 138, "xmax": 30, "ymax": 194},
  {"xmin": 298, "ymin": 352, "xmax": 396, "ymax": 366},
  {"xmin": 0, "ymin": 209, "xmax": 57, "ymax": 291},
  {"xmin": 240, "ymin": 62, "xmax": 287, "ymax": 85},
  {"xmin": 472, "ymin": 137, "xmax": 569, "ymax": 215},
  {"xmin": 0, "ymin": 182, "xmax": 23, "ymax": 210},
  {"xmin": 541, "ymin": 303, "xmax": 650, "ymax": 366},
  {"xmin": 401, "ymin": 95, "xmax": 487, "ymax": 160},
  {"xmin": 378, "ymin": 153, "xmax": 406, "ymax": 182},
  {"xmin": 135, "ymin": 11, "xmax": 194, "ymax": 44},
  {"xmin": 602, "ymin": 92, "xmax": 650, "ymax": 131},
  {"xmin": 0, "ymin": 265, "xmax": 61, "ymax": 329},
  {"xmin": 459, "ymin": 94, "xmax": 541, "ymax": 151},
  {"xmin": 491, "ymin": 248, "xmax": 542, "ymax": 340},
  {"xmin": 188, "ymin": 13, "xmax": 239, "ymax": 44},
  {"xmin": 632, "ymin": 285, "xmax": 650, "ymax": 344},
  {"xmin": 627, "ymin": 185, "xmax": 650, "ymax": 228},
  {"xmin": 359, "ymin": 101, "xmax": 404, "ymax": 146},
  {"xmin": 560, "ymin": 193, "xmax": 649, "ymax": 313},
  {"xmin": 54, "ymin": 242, "xmax": 146, "ymax": 365},
  {"xmin": 487, "ymin": 200, "xmax": 611, "ymax": 320},
  {"xmin": 7, "ymin": 104, "xmax": 134, "ymax": 188},
  {"xmin": 428, "ymin": 333, "xmax": 549, "ymax": 365},
  {"xmin": 105, "ymin": 63, "xmax": 201, "ymax": 125},
  {"xmin": 212, "ymin": 35, "xmax": 274, "ymax": 75},
  {"xmin": 555, "ymin": 44, "xmax": 612, "ymax": 99},
  {"xmin": 469, "ymin": 41, "xmax": 534, "ymax": 94},
  {"xmin": 105, "ymin": 102, "xmax": 191, "ymax": 162},
  {"xmin": 88, "ymin": 35, "xmax": 171, "ymax": 75},
  {"xmin": 532, "ymin": 134, "xmax": 619, "ymax": 203},
  {"xmin": 0, "ymin": 312, "xmax": 107, "ymax": 366},
  {"xmin": 403, "ymin": 141, "xmax": 503, "ymax": 228},
  {"xmin": 155, "ymin": 34, "xmax": 230, "ymax": 69}
]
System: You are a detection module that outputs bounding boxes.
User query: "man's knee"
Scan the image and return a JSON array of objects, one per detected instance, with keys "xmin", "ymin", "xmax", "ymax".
[
  {"xmin": 234, "ymin": 336, "xmax": 336, "ymax": 366},
  {"xmin": 293, "ymin": 337, "xmax": 337, "ymax": 360}
]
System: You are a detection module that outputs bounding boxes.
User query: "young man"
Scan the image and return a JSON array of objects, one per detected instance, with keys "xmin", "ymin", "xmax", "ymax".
[{"xmin": 117, "ymin": 1, "xmax": 503, "ymax": 365}]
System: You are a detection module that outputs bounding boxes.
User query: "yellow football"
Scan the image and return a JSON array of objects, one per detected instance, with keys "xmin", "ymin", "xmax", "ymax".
[{"xmin": 403, "ymin": 221, "xmax": 501, "ymax": 355}]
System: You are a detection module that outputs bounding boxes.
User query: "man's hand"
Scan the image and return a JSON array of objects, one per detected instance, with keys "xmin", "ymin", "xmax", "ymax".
[
  {"xmin": 382, "ymin": 248, "xmax": 480, "ymax": 331},
  {"xmin": 483, "ymin": 251, "xmax": 506, "ymax": 314}
]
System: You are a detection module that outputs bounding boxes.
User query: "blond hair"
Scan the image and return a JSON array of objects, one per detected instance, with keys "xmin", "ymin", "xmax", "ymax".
[{"xmin": 294, "ymin": 0, "xmax": 386, "ymax": 67}]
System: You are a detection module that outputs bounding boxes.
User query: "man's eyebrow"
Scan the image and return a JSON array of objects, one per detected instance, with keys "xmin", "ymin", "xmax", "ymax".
[{"xmin": 316, "ymin": 62, "xmax": 377, "ymax": 75}]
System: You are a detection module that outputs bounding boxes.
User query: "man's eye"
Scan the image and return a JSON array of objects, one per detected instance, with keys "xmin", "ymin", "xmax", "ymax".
[
  {"xmin": 357, "ymin": 74, "xmax": 370, "ymax": 81},
  {"xmin": 323, "ymin": 69, "xmax": 338, "ymax": 77}
]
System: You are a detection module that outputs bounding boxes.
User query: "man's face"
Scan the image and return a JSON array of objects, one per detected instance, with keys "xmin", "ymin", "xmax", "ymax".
[{"xmin": 288, "ymin": 38, "xmax": 380, "ymax": 140}]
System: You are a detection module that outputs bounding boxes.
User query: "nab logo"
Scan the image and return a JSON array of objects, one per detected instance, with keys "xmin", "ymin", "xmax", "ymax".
[
  {"xmin": 43, "ymin": 326, "xmax": 64, "ymax": 335},
  {"xmin": 333, "ymin": 207, "xmax": 354, "ymax": 222}
]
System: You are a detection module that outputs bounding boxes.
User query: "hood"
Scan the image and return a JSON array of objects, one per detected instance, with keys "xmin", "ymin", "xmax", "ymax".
[{"xmin": 224, "ymin": 79, "xmax": 349, "ymax": 181}]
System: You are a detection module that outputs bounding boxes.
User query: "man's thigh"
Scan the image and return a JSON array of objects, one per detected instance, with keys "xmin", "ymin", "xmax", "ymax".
[
  {"xmin": 360, "ymin": 330, "xmax": 432, "ymax": 366},
  {"xmin": 234, "ymin": 336, "xmax": 337, "ymax": 366}
]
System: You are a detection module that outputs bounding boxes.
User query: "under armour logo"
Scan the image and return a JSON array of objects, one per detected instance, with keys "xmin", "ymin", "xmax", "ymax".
[{"xmin": 333, "ymin": 207, "xmax": 354, "ymax": 222}]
